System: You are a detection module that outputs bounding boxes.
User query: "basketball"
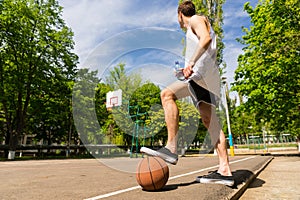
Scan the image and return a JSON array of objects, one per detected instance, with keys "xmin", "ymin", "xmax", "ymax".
[{"xmin": 136, "ymin": 156, "xmax": 169, "ymax": 191}]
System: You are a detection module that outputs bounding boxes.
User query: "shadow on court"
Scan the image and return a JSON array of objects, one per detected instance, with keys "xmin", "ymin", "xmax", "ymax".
[
  {"xmin": 247, "ymin": 178, "xmax": 266, "ymax": 188},
  {"xmin": 232, "ymin": 169, "xmax": 256, "ymax": 188},
  {"xmin": 142, "ymin": 169, "xmax": 261, "ymax": 192},
  {"xmin": 142, "ymin": 180, "xmax": 198, "ymax": 192}
]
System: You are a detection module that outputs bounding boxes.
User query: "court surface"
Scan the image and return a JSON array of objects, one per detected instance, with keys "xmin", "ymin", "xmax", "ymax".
[
  {"xmin": 241, "ymin": 156, "xmax": 300, "ymax": 200},
  {"xmin": 0, "ymin": 155, "xmax": 272, "ymax": 200}
]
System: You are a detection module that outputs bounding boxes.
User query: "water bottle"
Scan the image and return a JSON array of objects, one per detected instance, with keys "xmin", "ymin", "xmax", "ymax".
[{"xmin": 174, "ymin": 61, "xmax": 185, "ymax": 81}]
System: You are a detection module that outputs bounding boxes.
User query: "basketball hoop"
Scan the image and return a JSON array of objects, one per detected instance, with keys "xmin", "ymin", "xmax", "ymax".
[{"xmin": 110, "ymin": 96, "xmax": 118, "ymax": 107}]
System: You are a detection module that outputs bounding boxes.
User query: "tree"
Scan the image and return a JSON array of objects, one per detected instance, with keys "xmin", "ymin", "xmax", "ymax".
[
  {"xmin": 232, "ymin": 0, "xmax": 300, "ymax": 139},
  {"xmin": 95, "ymin": 83, "xmax": 112, "ymax": 131},
  {"xmin": 0, "ymin": 0, "xmax": 78, "ymax": 158},
  {"xmin": 105, "ymin": 63, "xmax": 143, "ymax": 100},
  {"xmin": 130, "ymin": 83, "xmax": 162, "ymax": 147},
  {"xmin": 27, "ymin": 80, "xmax": 76, "ymax": 149},
  {"xmin": 72, "ymin": 68, "xmax": 101, "ymax": 145}
]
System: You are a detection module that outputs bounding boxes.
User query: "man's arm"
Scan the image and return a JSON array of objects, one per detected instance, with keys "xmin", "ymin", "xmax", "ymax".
[{"xmin": 183, "ymin": 16, "xmax": 212, "ymax": 78}]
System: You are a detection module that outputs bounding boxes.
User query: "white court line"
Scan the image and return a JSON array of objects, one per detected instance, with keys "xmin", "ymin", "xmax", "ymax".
[
  {"xmin": 85, "ymin": 186, "xmax": 142, "ymax": 200},
  {"xmin": 84, "ymin": 156, "xmax": 256, "ymax": 200}
]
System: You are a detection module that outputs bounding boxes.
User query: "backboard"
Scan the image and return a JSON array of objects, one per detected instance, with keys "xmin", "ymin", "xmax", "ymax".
[{"xmin": 106, "ymin": 89, "xmax": 122, "ymax": 108}]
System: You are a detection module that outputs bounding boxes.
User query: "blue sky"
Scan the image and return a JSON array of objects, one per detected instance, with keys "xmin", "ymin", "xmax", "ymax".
[{"xmin": 58, "ymin": 0, "xmax": 257, "ymax": 91}]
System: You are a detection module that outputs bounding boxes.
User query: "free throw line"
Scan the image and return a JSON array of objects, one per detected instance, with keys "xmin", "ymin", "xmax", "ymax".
[{"xmin": 84, "ymin": 156, "xmax": 256, "ymax": 200}]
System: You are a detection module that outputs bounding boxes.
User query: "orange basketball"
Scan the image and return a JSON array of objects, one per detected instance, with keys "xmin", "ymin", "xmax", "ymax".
[{"xmin": 136, "ymin": 156, "xmax": 169, "ymax": 191}]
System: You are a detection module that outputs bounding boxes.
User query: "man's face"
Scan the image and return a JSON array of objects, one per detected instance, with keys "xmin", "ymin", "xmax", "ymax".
[{"xmin": 178, "ymin": 12, "xmax": 184, "ymax": 28}]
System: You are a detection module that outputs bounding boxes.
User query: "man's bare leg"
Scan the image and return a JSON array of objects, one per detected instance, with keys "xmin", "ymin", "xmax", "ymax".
[
  {"xmin": 160, "ymin": 88, "xmax": 179, "ymax": 154},
  {"xmin": 199, "ymin": 102, "xmax": 232, "ymax": 176},
  {"xmin": 140, "ymin": 85, "xmax": 183, "ymax": 165},
  {"xmin": 215, "ymin": 130, "xmax": 232, "ymax": 176}
]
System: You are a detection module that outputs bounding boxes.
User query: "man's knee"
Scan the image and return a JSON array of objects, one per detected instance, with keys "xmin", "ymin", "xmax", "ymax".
[{"xmin": 161, "ymin": 88, "xmax": 176, "ymax": 103}]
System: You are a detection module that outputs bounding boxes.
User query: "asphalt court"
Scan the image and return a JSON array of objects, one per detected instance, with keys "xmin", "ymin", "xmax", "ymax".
[{"xmin": 0, "ymin": 155, "xmax": 272, "ymax": 200}]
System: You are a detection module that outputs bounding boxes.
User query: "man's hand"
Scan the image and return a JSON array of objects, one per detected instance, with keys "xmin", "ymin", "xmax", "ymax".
[{"xmin": 183, "ymin": 64, "xmax": 193, "ymax": 79}]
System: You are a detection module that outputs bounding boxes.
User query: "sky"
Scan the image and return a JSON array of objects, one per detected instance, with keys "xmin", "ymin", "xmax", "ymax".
[{"xmin": 58, "ymin": 0, "xmax": 257, "ymax": 94}]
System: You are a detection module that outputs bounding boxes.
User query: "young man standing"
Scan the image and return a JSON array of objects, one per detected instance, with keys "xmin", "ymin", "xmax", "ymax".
[{"xmin": 141, "ymin": 1, "xmax": 234, "ymax": 186}]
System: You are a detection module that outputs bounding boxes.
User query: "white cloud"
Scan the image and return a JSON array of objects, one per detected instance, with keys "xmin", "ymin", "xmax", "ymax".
[
  {"xmin": 59, "ymin": 0, "xmax": 178, "ymax": 65},
  {"xmin": 224, "ymin": 44, "xmax": 243, "ymax": 80},
  {"xmin": 128, "ymin": 63, "xmax": 177, "ymax": 88},
  {"xmin": 60, "ymin": 0, "xmax": 131, "ymax": 61}
]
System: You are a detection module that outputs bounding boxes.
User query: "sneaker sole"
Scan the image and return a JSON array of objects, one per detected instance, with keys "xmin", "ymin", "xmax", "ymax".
[
  {"xmin": 140, "ymin": 147, "xmax": 177, "ymax": 165},
  {"xmin": 196, "ymin": 177, "xmax": 234, "ymax": 187}
]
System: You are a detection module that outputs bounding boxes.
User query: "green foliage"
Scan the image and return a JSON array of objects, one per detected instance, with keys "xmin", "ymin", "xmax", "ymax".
[
  {"xmin": 0, "ymin": 0, "xmax": 78, "ymax": 152},
  {"xmin": 131, "ymin": 82, "xmax": 162, "ymax": 114},
  {"xmin": 105, "ymin": 63, "xmax": 142, "ymax": 100},
  {"xmin": 177, "ymin": 100, "xmax": 202, "ymax": 150},
  {"xmin": 95, "ymin": 83, "xmax": 112, "ymax": 129},
  {"xmin": 232, "ymin": 0, "xmax": 300, "ymax": 138},
  {"xmin": 72, "ymin": 69, "xmax": 101, "ymax": 145}
]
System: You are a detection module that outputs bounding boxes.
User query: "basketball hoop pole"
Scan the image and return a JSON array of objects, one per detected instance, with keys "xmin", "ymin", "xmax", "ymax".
[
  {"xmin": 222, "ymin": 77, "xmax": 234, "ymax": 156},
  {"xmin": 129, "ymin": 103, "xmax": 148, "ymax": 158}
]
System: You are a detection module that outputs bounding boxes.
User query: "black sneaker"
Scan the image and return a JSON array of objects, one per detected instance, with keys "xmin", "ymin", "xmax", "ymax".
[
  {"xmin": 140, "ymin": 147, "xmax": 178, "ymax": 165},
  {"xmin": 196, "ymin": 171, "xmax": 234, "ymax": 187}
]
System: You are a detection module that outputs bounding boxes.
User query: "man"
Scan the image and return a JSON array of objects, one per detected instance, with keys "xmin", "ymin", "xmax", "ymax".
[{"xmin": 141, "ymin": 1, "xmax": 234, "ymax": 186}]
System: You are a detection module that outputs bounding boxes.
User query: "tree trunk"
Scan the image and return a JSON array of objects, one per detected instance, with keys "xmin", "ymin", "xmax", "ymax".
[
  {"xmin": 8, "ymin": 93, "xmax": 26, "ymax": 160},
  {"xmin": 8, "ymin": 131, "xmax": 18, "ymax": 159},
  {"xmin": 4, "ymin": 129, "xmax": 10, "ymax": 158}
]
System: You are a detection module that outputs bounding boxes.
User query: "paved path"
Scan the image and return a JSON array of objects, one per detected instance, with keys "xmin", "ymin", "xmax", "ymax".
[
  {"xmin": 240, "ymin": 156, "xmax": 300, "ymax": 200},
  {"xmin": 0, "ymin": 155, "xmax": 272, "ymax": 200}
]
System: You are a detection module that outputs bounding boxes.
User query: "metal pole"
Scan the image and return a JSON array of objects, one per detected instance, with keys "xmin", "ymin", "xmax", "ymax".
[{"xmin": 222, "ymin": 77, "xmax": 234, "ymax": 156}]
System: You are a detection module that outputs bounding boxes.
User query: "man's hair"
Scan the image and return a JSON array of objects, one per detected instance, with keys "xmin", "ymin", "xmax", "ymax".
[{"xmin": 178, "ymin": 1, "xmax": 196, "ymax": 17}]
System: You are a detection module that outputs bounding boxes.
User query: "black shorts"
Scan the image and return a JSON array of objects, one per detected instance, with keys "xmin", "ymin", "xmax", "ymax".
[{"xmin": 188, "ymin": 80, "xmax": 217, "ymax": 108}]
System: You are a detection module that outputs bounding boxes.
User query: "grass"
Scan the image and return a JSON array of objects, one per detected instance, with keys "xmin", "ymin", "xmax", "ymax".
[
  {"xmin": 186, "ymin": 143, "xmax": 298, "ymax": 152},
  {"xmin": 236, "ymin": 143, "xmax": 297, "ymax": 149}
]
